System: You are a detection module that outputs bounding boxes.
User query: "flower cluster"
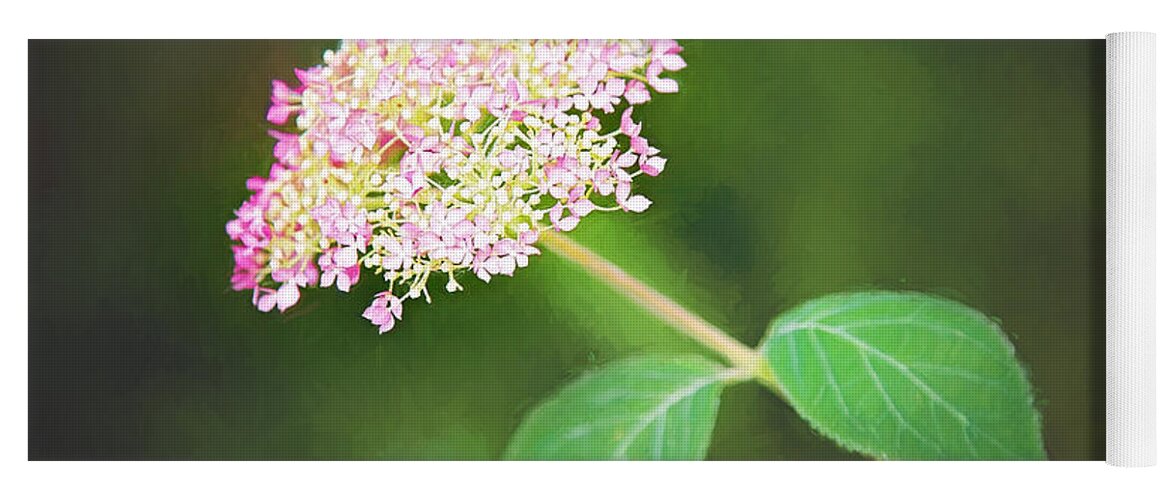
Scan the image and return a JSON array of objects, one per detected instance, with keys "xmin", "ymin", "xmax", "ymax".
[{"xmin": 227, "ymin": 40, "xmax": 684, "ymax": 333}]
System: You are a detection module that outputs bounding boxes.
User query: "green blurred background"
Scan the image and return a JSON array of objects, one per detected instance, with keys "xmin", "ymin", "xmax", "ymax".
[{"xmin": 29, "ymin": 40, "xmax": 1104, "ymax": 460}]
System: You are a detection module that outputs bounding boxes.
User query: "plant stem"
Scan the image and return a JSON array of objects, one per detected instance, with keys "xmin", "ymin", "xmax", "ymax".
[{"xmin": 539, "ymin": 231, "xmax": 764, "ymax": 372}]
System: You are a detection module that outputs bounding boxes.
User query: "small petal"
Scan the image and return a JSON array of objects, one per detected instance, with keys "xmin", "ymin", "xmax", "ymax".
[
  {"xmin": 569, "ymin": 199, "xmax": 595, "ymax": 217},
  {"xmin": 623, "ymin": 195, "xmax": 652, "ymax": 213},
  {"xmin": 554, "ymin": 214, "xmax": 580, "ymax": 231},
  {"xmin": 624, "ymin": 80, "xmax": 651, "ymax": 105},
  {"xmin": 256, "ymin": 291, "xmax": 277, "ymax": 312},
  {"xmin": 271, "ymin": 79, "xmax": 298, "ymax": 103},
  {"xmin": 389, "ymin": 296, "xmax": 403, "ymax": 319},
  {"xmin": 266, "ymin": 104, "xmax": 296, "ymax": 125},
  {"xmin": 620, "ymin": 107, "xmax": 642, "ymax": 137},
  {"xmin": 648, "ymin": 76, "xmax": 678, "ymax": 94},
  {"xmin": 646, "ymin": 62, "xmax": 679, "ymax": 93},
  {"xmin": 336, "ymin": 246, "xmax": 359, "ymax": 268},
  {"xmin": 641, "ymin": 156, "xmax": 667, "ymax": 176},
  {"xmin": 616, "ymin": 151, "xmax": 637, "ymax": 168},
  {"xmin": 274, "ymin": 282, "xmax": 300, "ymax": 312},
  {"xmin": 658, "ymin": 54, "xmax": 687, "ymax": 72}
]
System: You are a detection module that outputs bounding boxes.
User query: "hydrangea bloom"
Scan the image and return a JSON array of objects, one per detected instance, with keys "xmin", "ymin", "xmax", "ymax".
[{"xmin": 227, "ymin": 39, "xmax": 685, "ymax": 332}]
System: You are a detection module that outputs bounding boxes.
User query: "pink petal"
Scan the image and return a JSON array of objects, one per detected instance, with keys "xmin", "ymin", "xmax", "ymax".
[
  {"xmin": 609, "ymin": 54, "xmax": 639, "ymax": 72},
  {"xmin": 271, "ymin": 79, "xmax": 298, "ymax": 104},
  {"xmin": 623, "ymin": 195, "xmax": 652, "ymax": 213},
  {"xmin": 604, "ymin": 78, "xmax": 625, "ymax": 97},
  {"xmin": 245, "ymin": 176, "xmax": 266, "ymax": 191},
  {"xmin": 226, "ymin": 220, "xmax": 244, "ymax": 239},
  {"xmin": 498, "ymin": 256, "xmax": 517, "ymax": 276},
  {"xmin": 646, "ymin": 62, "xmax": 679, "ymax": 93},
  {"xmin": 630, "ymin": 136, "xmax": 651, "ymax": 155},
  {"xmin": 658, "ymin": 54, "xmax": 687, "ymax": 72},
  {"xmin": 269, "ymin": 130, "xmax": 301, "ymax": 165},
  {"xmin": 616, "ymin": 151, "xmax": 637, "ymax": 168},
  {"xmin": 336, "ymin": 246, "xmax": 359, "ymax": 268},
  {"xmin": 648, "ymin": 76, "xmax": 678, "ymax": 94},
  {"xmin": 569, "ymin": 199, "xmax": 595, "ymax": 217},
  {"xmin": 388, "ymin": 297, "xmax": 403, "ymax": 320},
  {"xmin": 615, "ymin": 181, "xmax": 631, "ymax": 202},
  {"xmin": 274, "ymin": 283, "xmax": 300, "ymax": 312},
  {"xmin": 266, "ymin": 104, "xmax": 295, "ymax": 125},
  {"xmin": 554, "ymin": 214, "xmax": 580, "ymax": 232},
  {"xmin": 624, "ymin": 80, "xmax": 651, "ymax": 105},
  {"xmin": 641, "ymin": 156, "xmax": 667, "ymax": 176},
  {"xmin": 255, "ymin": 290, "xmax": 277, "ymax": 312},
  {"xmin": 620, "ymin": 107, "xmax": 642, "ymax": 137},
  {"xmin": 651, "ymin": 39, "xmax": 681, "ymax": 55}
]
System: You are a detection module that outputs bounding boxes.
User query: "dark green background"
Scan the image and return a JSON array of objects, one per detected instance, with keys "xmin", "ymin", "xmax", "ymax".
[{"xmin": 29, "ymin": 40, "xmax": 1104, "ymax": 460}]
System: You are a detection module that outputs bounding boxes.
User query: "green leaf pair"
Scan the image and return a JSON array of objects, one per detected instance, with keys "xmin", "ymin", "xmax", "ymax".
[{"xmin": 505, "ymin": 291, "xmax": 1046, "ymax": 460}]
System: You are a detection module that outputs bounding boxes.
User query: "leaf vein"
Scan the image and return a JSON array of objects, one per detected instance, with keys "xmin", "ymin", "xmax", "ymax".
[
  {"xmin": 861, "ymin": 352, "xmax": 944, "ymax": 457},
  {"xmin": 799, "ymin": 322, "xmax": 971, "ymax": 427},
  {"xmin": 610, "ymin": 370, "xmax": 732, "ymax": 459}
]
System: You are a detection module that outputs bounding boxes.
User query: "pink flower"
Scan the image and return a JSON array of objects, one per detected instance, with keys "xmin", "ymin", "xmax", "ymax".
[
  {"xmin": 650, "ymin": 39, "xmax": 687, "ymax": 72},
  {"xmin": 640, "ymin": 156, "xmax": 666, "ymax": 176},
  {"xmin": 295, "ymin": 67, "xmax": 330, "ymax": 87},
  {"xmin": 268, "ymin": 130, "xmax": 302, "ymax": 166},
  {"xmin": 230, "ymin": 40, "xmax": 685, "ymax": 333},
  {"xmin": 271, "ymin": 79, "xmax": 300, "ymax": 103},
  {"xmin": 230, "ymin": 246, "xmax": 265, "ymax": 291},
  {"xmin": 615, "ymin": 175, "xmax": 652, "ymax": 213},
  {"xmin": 227, "ymin": 191, "xmax": 275, "ymax": 292},
  {"xmin": 310, "ymin": 198, "xmax": 370, "ymax": 249},
  {"xmin": 620, "ymin": 107, "xmax": 642, "ymax": 137},
  {"xmin": 363, "ymin": 293, "xmax": 403, "ymax": 333},
  {"xmin": 254, "ymin": 282, "xmax": 301, "ymax": 313},
  {"xmin": 318, "ymin": 247, "xmax": 362, "ymax": 292},
  {"xmin": 495, "ymin": 232, "xmax": 541, "ymax": 270},
  {"xmin": 267, "ymin": 105, "xmax": 296, "ymax": 125},
  {"xmin": 646, "ymin": 61, "xmax": 679, "ymax": 94},
  {"xmin": 372, "ymin": 64, "xmax": 403, "ymax": 101},
  {"xmin": 542, "ymin": 161, "xmax": 579, "ymax": 200},
  {"xmin": 624, "ymin": 80, "xmax": 651, "ymax": 105},
  {"xmin": 549, "ymin": 204, "xmax": 581, "ymax": 231},
  {"xmin": 372, "ymin": 234, "xmax": 415, "ymax": 272},
  {"xmin": 326, "ymin": 109, "xmax": 379, "ymax": 163},
  {"xmin": 568, "ymin": 198, "xmax": 595, "ymax": 217},
  {"xmin": 462, "ymin": 85, "xmax": 493, "ymax": 122},
  {"xmin": 270, "ymin": 260, "xmax": 319, "ymax": 289},
  {"xmin": 630, "ymin": 135, "xmax": 660, "ymax": 157},
  {"xmin": 470, "ymin": 248, "xmax": 498, "ymax": 282},
  {"xmin": 586, "ymin": 78, "xmax": 626, "ymax": 113},
  {"xmin": 266, "ymin": 79, "xmax": 301, "ymax": 125}
]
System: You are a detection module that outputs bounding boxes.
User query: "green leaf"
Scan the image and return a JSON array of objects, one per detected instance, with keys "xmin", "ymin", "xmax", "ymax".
[
  {"xmin": 760, "ymin": 291, "xmax": 1045, "ymax": 460},
  {"xmin": 504, "ymin": 355, "xmax": 738, "ymax": 460}
]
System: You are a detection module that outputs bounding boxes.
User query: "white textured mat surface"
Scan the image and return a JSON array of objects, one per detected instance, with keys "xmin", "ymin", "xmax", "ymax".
[{"xmin": 1106, "ymin": 31, "xmax": 1157, "ymax": 467}]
